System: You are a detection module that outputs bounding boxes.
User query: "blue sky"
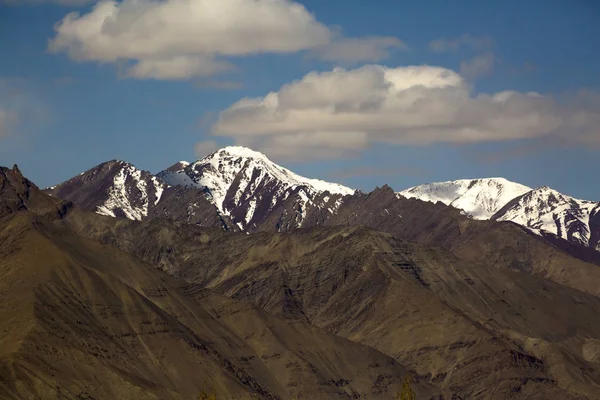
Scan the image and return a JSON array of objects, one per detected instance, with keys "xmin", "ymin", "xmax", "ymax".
[{"xmin": 0, "ymin": 0, "xmax": 599, "ymax": 200}]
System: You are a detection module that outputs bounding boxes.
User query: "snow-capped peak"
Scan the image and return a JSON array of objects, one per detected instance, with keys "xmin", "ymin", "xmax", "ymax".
[
  {"xmin": 398, "ymin": 178, "xmax": 532, "ymax": 220},
  {"xmin": 157, "ymin": 146, "xmax": 354, "ymax": 228},
  {"xmin": 493, "ymin": 186, "xmax": 600, "ymax": 250},
  {"xmin": 398, "ymin": 177, "xmax": 600, "ymax": 251},
  {"xmin": 215, "ymin": 146, "xmax": 269, "ymax": 160},
  {"xmin": 48, "ymin": 160, "xmax": 166, "ymax": 221}
]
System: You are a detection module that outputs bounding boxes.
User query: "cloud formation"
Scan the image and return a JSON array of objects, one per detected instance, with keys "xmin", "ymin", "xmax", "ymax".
[
  {"xmin": 49, "ymin": 0, "xmax": 405, "ymax": 80},
  {"xmin": 460, "ymin": 52, "xmax": 496, "ymax": 80},
  {"xmin": 429, "ymin": 34, "xmax": 492, "ymax": 53},
  {"xmin": 211, "ymin": 64, "xmax": 600, "ymax": 161}
]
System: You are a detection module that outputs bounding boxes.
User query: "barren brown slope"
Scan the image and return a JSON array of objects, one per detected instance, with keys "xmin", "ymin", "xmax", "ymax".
[
  {"xmin": 62, "ymin": 213, "xmax": 600, "ymax": 399},
  {"xmin": 306, "ymin": 186, "xmax": 600, "ymax": 297},
  {"xmin": 0, "ymin": 210, "xmax": 438, "ymax": 400}
]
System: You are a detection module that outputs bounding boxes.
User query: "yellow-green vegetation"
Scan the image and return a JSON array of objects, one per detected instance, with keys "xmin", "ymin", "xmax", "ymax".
[{"xmin": 397, "ymin": 374, "xmax": 416, "ymax": 400}]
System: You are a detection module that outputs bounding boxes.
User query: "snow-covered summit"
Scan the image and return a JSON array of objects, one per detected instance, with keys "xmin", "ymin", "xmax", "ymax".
[
  {"xmin": 157, "ymin": 146, "xmax": 354, "ymax": 228},
  {"xmin": 196, "ymin": 146, "xmax": 353, "ymax": 196},
  {"xmin": 398, "ymin": 177, "xmax": 600, "ymax": 251},
  {"xmin": 398, "ymin": 178, "xmax": 532, "ymax": 220},
  {"xmin": 493, "ymin": 186, "xmax": 600, "ymax": 250}
]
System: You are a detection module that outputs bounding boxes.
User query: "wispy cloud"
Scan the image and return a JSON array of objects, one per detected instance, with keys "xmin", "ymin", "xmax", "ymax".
[
  {"xmin": 429, "ymin": 34, "xmax": 493, "ymax": 53},
  {"xmin": 460, "ymin": 52, "xmax": 496, "ymax": 80},
  {"xmin": 48, "ymin": 0, "xmax": 406, "ymax": 80}
]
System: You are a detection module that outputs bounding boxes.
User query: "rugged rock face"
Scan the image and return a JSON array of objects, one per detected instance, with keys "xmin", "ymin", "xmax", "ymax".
[
  {"xmin": 147, "ymin": 185, "xmax": 236, "ymax": 230},
  {"xmin": 1, "ymin": 164, "xmax": 71, "ymax": 218}
]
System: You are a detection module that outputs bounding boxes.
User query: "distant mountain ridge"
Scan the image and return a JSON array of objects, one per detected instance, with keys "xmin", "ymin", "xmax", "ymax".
[
  {"xmin": 400, "ymin": 178, "xmax": 600, "ymax": 252},
  {"xmin": 45, "ymin": 146, "xmax": 600, "ymax": 252}
]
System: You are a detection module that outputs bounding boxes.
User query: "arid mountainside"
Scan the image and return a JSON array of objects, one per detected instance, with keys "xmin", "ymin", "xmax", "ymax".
[
  {"xmin": 0, "ymin": 166, "xmax": 435, "ymax": 399},
  {"xmin": 62, "ymin": 196, "xmax": 600, "ymax": 398},
  {"xmin": 315, "ymin": 186, "xmax": 600, "ymax": 297}
]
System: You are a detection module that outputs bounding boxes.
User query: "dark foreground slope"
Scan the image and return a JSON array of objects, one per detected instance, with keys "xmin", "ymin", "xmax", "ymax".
[{"xmin": 0, "ymin": 167, "xmax": 434, "ymax": 399}]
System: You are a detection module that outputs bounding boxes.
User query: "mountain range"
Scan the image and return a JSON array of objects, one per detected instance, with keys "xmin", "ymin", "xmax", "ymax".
[
  {"xmin": 3, "ymin": 156, "xmax": 600, "ymax": 398},
  {"xmin": 46, "ymin": 146, "xmax": 600, "ymax": 253}
]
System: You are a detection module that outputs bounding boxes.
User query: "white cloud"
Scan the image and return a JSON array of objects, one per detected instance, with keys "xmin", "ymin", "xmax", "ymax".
[
  {"xmin": 429, "ymin": 34, "xmax": 492, "ymax": 53},
  {"xmin": 460, "ymin": 52, "xmax": 496, "ymax": 80},
  {"xmin": 211, "ymin": 64, "xmax": 600, "ymax": 160},
  {"xmin": 194, "ymin": 140, "xmax": 220, "ymax": 157},
  {"xmin": 48, "ymin": 0, "xmax": 405, "ymax": 80}
]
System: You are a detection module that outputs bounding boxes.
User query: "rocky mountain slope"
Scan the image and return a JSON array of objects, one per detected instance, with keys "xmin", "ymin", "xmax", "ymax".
[
  {"xmin": 45, "ymin": 160, "xmax": 236, "ymax": 229},
  {"xmin": 1, "ymin": 166, "xmax": 433, "ymax": 400},
  {"xmin": 46, "ymin": 160, "xmax": 166, "ymax": 221}
]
